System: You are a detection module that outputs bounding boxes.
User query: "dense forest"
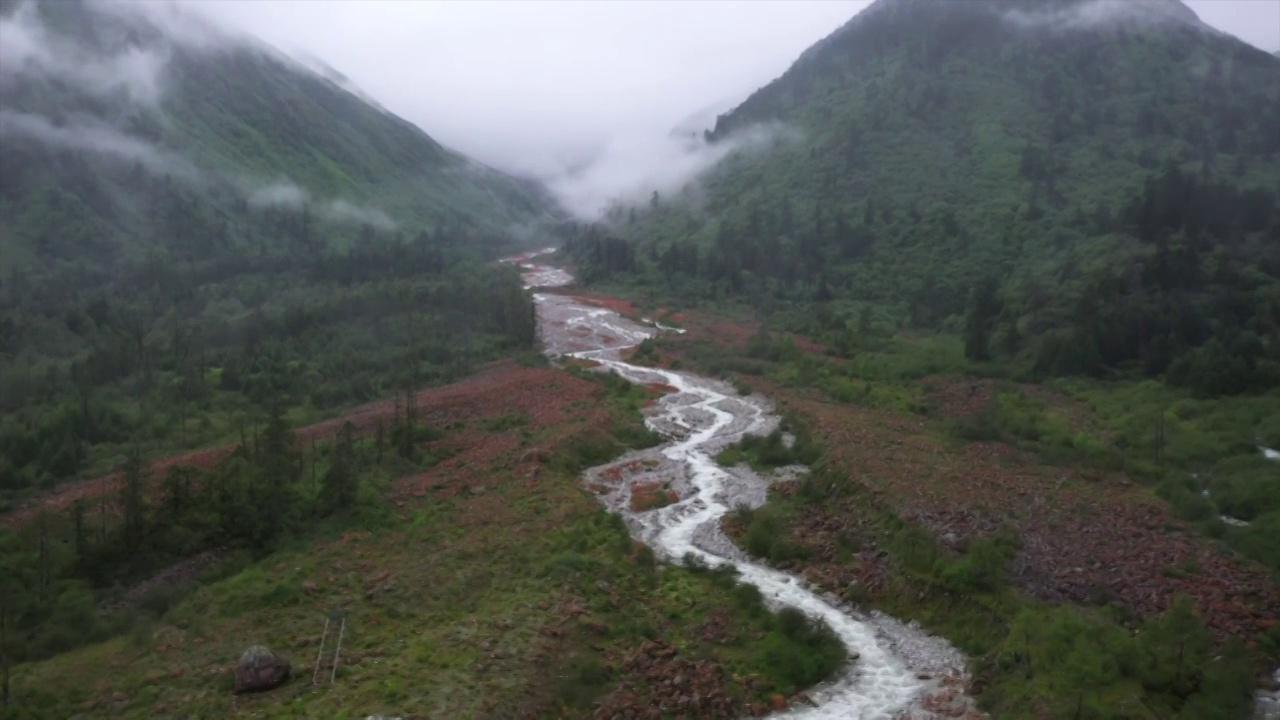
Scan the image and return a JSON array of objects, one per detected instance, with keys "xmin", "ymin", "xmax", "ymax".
[
  {"xmin": 566, "ymin": 163, "xmax": 1280, "ymax": 395},
  {"xmin": 0, "ymin": 0, "xmax": 557, "ymax": 503},
  {"xmin": 565, "ymin": 0, "xmax": 1279, "ymax": 385},
  {"xmin": 0, "ymin": 0, "xmax": 558, "ymax": 708},
  {"xmin": 3, "ymin": 0, "xmax": 1278, "ymax": 716},
  {"xmin": 563, "ymin": 0, "xmax": 1280, "ymax": 393},
  {"xmin": 562, "ymin": 3, "xmax": 1280, "ymax": 713},
  {"xmin": 0, "ymin": 216, "xmax": 538, "ymax": 501}
]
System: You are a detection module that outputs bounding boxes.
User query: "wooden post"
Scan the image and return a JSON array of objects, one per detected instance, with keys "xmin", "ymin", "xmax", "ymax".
[
  {"xmin": 311, "ymin": 616, "xmax": 330, "ymax": 686},
  {"xmin": 329, "ymin": 609, "xmax": 346, "ymax": 687}
]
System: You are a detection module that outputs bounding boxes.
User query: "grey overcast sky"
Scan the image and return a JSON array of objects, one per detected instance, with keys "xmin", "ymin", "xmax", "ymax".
[{"xmin": 180, "ymin": 0, "xmax": 1280, "ymax": 211}]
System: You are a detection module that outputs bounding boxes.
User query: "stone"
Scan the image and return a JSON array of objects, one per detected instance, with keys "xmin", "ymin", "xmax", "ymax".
[{"xmin": 233, "ymin": 646, "xmax": 291, "ymax": 694}]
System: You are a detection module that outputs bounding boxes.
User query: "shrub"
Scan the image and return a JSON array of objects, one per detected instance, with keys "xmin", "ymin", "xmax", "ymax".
[{"xmin": 752, "ymin": 608, "xmax": 846, "ymax": 692}]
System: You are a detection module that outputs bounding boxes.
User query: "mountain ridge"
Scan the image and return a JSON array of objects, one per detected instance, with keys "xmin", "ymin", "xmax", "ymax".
[
  {"xmin": 0, "ymin": 0, "xmax": 557, "ymax": 499},
  {"xmin": 0, "ymin": 0, "xmax": 560, "ymax": 277},
  {"xmin": 562, "ymin": 3, "xmax": 1280, "ymax": 716},
  {"xmin": 709, "ymin": 0, "xmax": 1263, "ymax": 141},
  {"xmin": 568, "ymin": 0, "xmax": 1280, "ymax": 388}
]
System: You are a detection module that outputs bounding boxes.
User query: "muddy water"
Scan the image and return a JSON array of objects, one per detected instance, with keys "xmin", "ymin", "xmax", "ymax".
[{"xmin": 516, "ymin": 254, "xmax": 973, "ymax": 719}]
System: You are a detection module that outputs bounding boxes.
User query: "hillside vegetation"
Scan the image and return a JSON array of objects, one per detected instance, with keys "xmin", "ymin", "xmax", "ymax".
[
  {"xmin": 0, "ymin": 0, "xmax": 554, "ymax": 270},
  {"xmin": 567, "ymin": 0, "xmax": 1280, "ymax": 394},
  {"xmin": 0, "ymin": 0, "xmax": 560, "ymax": 503},
  {"xmin": 0, "ymin": 4, "xmax": 579, "ymax": 709},
  {"xmin": 1, "ymin": 363, "xmax": 848, "ymax": 719},
  {"xmin": 563, "ymin": 0, "xmax": 1280, "ymax": 557},
  {"xmin": 562, "ymin": 0, "xmax": 1280, "ymax": 716}
]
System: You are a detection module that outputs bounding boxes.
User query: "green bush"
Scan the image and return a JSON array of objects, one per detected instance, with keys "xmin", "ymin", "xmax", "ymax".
[
  {"xmin": 740, "ymin": 506, "xmax": 811, "ymax": 564},
  {"xmin": 1208, "ymin": 454, "xmax": 1280, "ymax": 521},
  {"xmin": 938, "ymin": 533, "xmax": 1017, "ymax": 594},
  {"xmin": 718, "ymin": 421, "xmax": 822, "ymax": 471},
  {"xmin": 752, "ymin": 607, "xmax": 846, "ymax": 693}
]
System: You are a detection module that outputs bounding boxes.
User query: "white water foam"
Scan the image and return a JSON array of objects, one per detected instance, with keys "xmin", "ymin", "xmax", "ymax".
[
  {"xmin": 588, "ymin": 359, "xmax": 927, "ymax": 718},
  {"xmin": 525, "ymin": 258, "xmax": 972, "ymax": 718}
]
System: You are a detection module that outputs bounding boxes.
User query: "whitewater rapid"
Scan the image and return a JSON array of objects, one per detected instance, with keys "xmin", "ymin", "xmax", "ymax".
[{"xmin": 514, "ymin": 252, "xmax": 972, "ymax": 719}]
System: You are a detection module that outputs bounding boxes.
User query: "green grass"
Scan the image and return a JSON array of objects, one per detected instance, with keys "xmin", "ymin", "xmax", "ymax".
[
  {"xmin": 4, "ymin": 369, "xmax": 847, "ymax": 719},
  {"xmin": 622, "ymin": 311, "xmax": 1278, "ymax": 717},
  {"xmin": 681, "ymin": 319, "xmax": 1280, "ymax": 577},
  {"xmin": 738, "ymin": 462, "xmax": 1265, "ymax": 720}
]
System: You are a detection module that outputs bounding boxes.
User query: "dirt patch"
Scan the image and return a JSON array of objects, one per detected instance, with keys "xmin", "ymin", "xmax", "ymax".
[
  {"xmin": 593, "ymin": 639, "xmax": 741, "ymax": 719},
  {"xmin": 631, "ymin": 305, "xmax": 1276, "ymax": 652},
  {"xmin": 3, "ymin": 361, "xmax": 604, "ymax": 529},
  {"xmin": 629, "ymin": 480, "xmax": 678, "ymax": 512},
  {"xmin": 739, "ymin": 373, "xmax": 1280, "ymax": 649},
  {"xmin": 920, "ymin": 376, "xmax": 1000, "ymax": 418},
  {"xmin": 919, "ymin": 374, "xmax": 1100, "ymax": 435},
  {"xmin": 102, "ymin": 549, "xmax": 230, "ymax": 614}
]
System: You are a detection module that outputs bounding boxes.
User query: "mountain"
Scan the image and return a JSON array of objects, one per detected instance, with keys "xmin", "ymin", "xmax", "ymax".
[
  {"xmin": 0, "ymin": 0, "xmax": 558, "ymax": 276},
  {"xmin": 568, "ymin": 0, "xmax": 1280, "ymax": 394},
  {"xmin": 0, "ymin": 0, "xmax": 552, "ymax": 497},
  {"xmin": 668, "ymin": 97, "xmax": 740, "ymax": 143}
]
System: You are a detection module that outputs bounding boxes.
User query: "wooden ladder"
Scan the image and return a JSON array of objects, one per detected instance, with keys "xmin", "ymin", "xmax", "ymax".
[{"xmin": 311, "ymin": 607, "xmax": 347, "ymax": 687}]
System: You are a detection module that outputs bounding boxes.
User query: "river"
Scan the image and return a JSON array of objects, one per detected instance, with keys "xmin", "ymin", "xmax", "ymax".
[{"xmin": 506, "ymin": 249, "xmax": 975, "ymax": 719}]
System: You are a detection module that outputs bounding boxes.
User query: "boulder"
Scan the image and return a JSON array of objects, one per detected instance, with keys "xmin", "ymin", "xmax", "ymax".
[{"xmin": 233, "ymin": 646, "xmax": 290, "ymax": 694}]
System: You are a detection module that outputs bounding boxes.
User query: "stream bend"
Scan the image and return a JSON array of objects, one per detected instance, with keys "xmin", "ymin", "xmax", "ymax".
[{"xmin": 515, "ymin": 252, "xmax": 971, "ymax": 719}]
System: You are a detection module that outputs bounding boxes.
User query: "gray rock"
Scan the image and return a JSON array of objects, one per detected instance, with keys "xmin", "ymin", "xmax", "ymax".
[{"xmin": 234, "ymin": 645, "xmax": 290, "ymax": 694}]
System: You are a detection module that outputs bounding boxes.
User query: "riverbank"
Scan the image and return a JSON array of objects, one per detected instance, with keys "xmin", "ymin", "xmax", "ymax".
[{"xmin": 528, "ymin": 257, "xmax": 980, "ymax": 718}]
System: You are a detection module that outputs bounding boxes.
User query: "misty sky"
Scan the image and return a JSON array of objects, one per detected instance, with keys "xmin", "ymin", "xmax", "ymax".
[
  {"xmin": 186, "ymin": 1, "xmax": 1277, "ymax": 161},
  {"xmin": 181, "ymin": 0, "xmax": 1279, "ymax": 214}
]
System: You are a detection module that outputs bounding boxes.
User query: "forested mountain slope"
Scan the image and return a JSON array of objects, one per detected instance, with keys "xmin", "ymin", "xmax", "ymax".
[
  {"xmin": 0, "ymin": 0, "xmax": 558, "ymax": 497},
  {"xmin": 559, "ymin": 3, "xmax": 1280, "ymax": 714},
  {"xmin": 568, "ymin": 0, "xmax": 1280, "ymax": 394},
  {"xmin": 0, "ymin": 0, "xmax": 554, "ymax": 276}
]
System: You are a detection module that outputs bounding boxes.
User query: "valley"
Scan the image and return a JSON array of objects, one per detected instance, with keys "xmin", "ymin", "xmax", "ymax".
[
  {"xmin": 528, "ymin": 256, "xmax": 977, "ymax": 718},
  {"xmin": 3, "ymin": 0, "xmax": 1279, "ymax": 718}
]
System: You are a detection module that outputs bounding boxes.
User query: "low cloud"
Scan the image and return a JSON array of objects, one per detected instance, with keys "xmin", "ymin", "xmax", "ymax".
[
  {"xmin": 319, "ymin": 200, "xmax": 396, "ymax": 230},
  {"xmin": 1002, "ymin": 0, "xmax": 1200, "ymax": 32},
  {"xmin": 0, "ymin": 2, "xmax": 168, "ymax": 106},
  {"xmin": 542, "ymin": 121, "xmax": 800, "ymax": 220},
  {"xmin": 248, "ymin": 181, "xmax": 310, "ymax": 208},
  {"xmin": 0, "ymin": 110, "xmax": 200, "ymax": 179},
  {"xmin": 244, "ymin": 179, "xmax": 396, "ymax": 230},
  {"xmin": 2, "ymin": 110, "xmax": 396, "ymax": 231},
  {"xmin": 98, "ymin": 0, "xmax": 237, "ymax": 51}
]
